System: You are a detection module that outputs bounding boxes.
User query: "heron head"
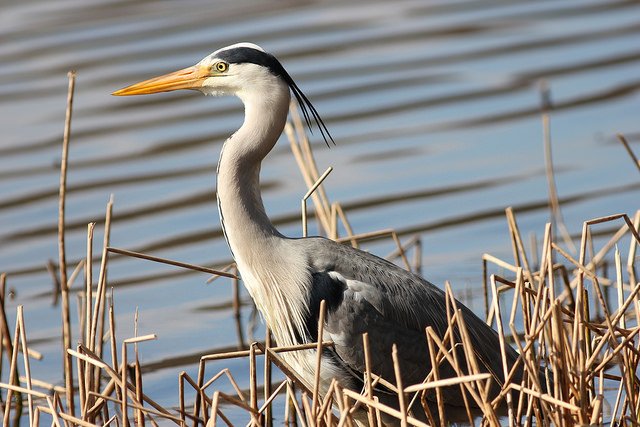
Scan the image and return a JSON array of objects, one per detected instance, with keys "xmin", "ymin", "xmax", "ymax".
[
  {"xmin": 113, "ymin": 42, "xmax": 334, "ymax": 145},
  {"xmin": 112, "ymin": 43, "xmax": 282, "ymax": 97}
]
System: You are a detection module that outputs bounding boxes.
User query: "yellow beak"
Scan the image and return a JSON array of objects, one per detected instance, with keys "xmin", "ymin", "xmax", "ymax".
[{"xmin": 112, "ymin": 65, "xmax": 209, "ymax": 96}]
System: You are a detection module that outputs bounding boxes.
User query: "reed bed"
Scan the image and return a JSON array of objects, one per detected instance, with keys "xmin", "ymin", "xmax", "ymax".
[{"xmin": 0, "ymin": 72, "xmax": 639, "ymax": 426}]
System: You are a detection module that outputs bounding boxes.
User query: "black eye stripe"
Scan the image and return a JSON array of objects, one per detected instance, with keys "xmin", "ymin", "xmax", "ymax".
[
  {"xmin": 217, "ymin": 47, "xmax": 281, "ymax": 75},
  {"xmin": 215, "ymin": 47, "xmax": 334, "ymax": 147}
]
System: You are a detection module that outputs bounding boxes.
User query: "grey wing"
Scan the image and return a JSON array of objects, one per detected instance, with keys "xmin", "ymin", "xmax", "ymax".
[
  {"xmin": 307, "ymin": 271, "xmax": 435, "ymax": 387},
  {"xmin": 303, "ymin": 238, "xmax": 521, "ymax": 405}
]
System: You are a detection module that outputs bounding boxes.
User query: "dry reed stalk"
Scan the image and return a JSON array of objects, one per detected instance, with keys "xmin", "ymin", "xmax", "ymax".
[
  {"xmin": 85, "ymin": 223, "xmax": 95, "ymax": 347},
  {"xmin": 628, "ymin": 210, "xmax": 640, "ymax": 269},
  {"xmin": 216, "ymin": 391, "xmax": 259, "ymax": 415},
  {"xmin": 341, "ymin": 389, "xmax": 430, "ymax": 427},
  {"xmin": 16, "ymin": 308, "xmax": 34, "ymax": 426},
  {"xmin": 84, "ymin": 378, "xmax": 116, "ymax": 418},
  {"xmin": 207, "ymin": 390, "xmax": 219, "ymax": 427},
  {"xmin": 404, "ymin": 373, "xmax": 493, "ymax": 393},
  {"xmin": 70, "ymin": 344, "xmax": 177, "ymax": 423},
  {"xmin": 300, "ymin": 392, "xmax": 314, "ymax": 426},
  {"xmin": 87, "ymin": 392, "xmax": 183, "ymax": 424},
  {"xmin": 263, "ymin": 325, "xmax": 273, "ymax": 427},
  {"xmin": 233, "ymin": 265, "xmax": 245, "ymax": 350},
  {"xmin": 200, "ymin": 341, "xmax": 334, "ymax": 362},
  {"xmin": 84, "ymin": 222, "xmax": 96, "ymax": 418},
  {"xmin": 215, "ymin": 394, "xmax": 240, "ymax": 427},
  {"xmin": 0, "ymin": 274, "xmax": 18, "ymax": 392},
  {"xmin": 178, "ymin": 371, "xmax": 195, "ymax": 420},
  {"xmin": 35, "ymin": 405, "xmax": 97, "ymax": 427},
  {"xmin": 92, "ymin": 196, "xmax": 114, "ymax": 386},
  {"xmin": 424, "ymin": 328, "xmax": 446, "ymax": 426},
  {"xmin": 46, "ymin": 260, "xmax": 62, "ymax": 306},
  {"xmin": 286, "ymin": 381, "xmax": 307, "ymax": 427},
  {"xmin": 505, "ymin": 207, "xmax": 536, "ymax": 288},
  {"xmin": 19, "ymin": 376, "xmax": 66, "ymax": 394},
  {"xmin": 67, "ymin": 258, "xmax": 86, "ymax": 290},
  {"xmin": 390, "ymin": 233, "xmax": 412, "ymax": 271},
  {"xmin": 133, "ymin": 309, "xmax": 145, "ymax": 427},
  {"xmin": 194, "ymin": 359, "xmax": 207, "ymax": 426},
  {"xmin": 362, "ymin": 333, "xmax": 377, "ymax": 427},
  {"xmin": 316, "ymin": 379, "xmax": 337, "ymax": 425},
  {"xmin": 435, "ymin": 288, "xmax": 474, "ymax": 423},
  {"xmin": 312, "ymin": 299, "xmax": 326, "ymax": 416},
  {"xmin": 540, "ymin": 85, "xmax": 576, "ymax": 254},
  {"xmin": 391, "ymin": 344, "xmax": 408, "ymax": 427},
  {"xmin": 201, "ymin": 368, "xmax": 245, "ymax": 401},
  {"xmin": 180, "ymin": 371, "xmax": 209, "ymax": 425},
  {"xmin": 332, "ymin": 202, "xmax": 357, "ymax": 246},
  {"xmin": 617, "ymin": 133, "xmax": 640, "ymax": 173},
  {"xmin": 3, "ymin": 302, "xmax": 22, "ymax": 426},
  {"xmin": 249, "ymin": 342, "xmax": 258, "ymax": 423},
  {"xmin": 286, "ymin": 121, "xmax": 331, "ymax": 236},
  {"xmin": 259, "ymin": 380, "xmax": 288, "ymax": 414},
  {"xmin": 0, "ymin": 382, "xmax": 48, "ymax": 400},
  {"xmin": 256, "ymin": 342, "xmax": 314, "ymax": 396},
  {"xmin": 302, "ymin": 167, "xmax": 333, "ymax": 237},
  {"xmin": 58, "ymin": 70, "xmax": 76, "ymax": 416},
  {"xmin": 426, "ymin": 324, "xmax": 481, "ymax": 412},
  {"xmin": 107, "ymin": 246, "xmax": 238, "ymax": 279},
  {"xmin": 510, "ymin": 383, "xmax": 580, "ymax": 412},
  {"xmin": 490, "ymin": 275, "xmax": 515, "ymax": 426},
  {"xmin": 46, "ymin": 396, "xmax": 63, "ymax": 427},
  {"xmin": 288, "ymin": 104, "xmax": 333, "ymax": 232},
  {"xmin": 335, "ymin": 228, "xmax": 398, "ymax": 245}
]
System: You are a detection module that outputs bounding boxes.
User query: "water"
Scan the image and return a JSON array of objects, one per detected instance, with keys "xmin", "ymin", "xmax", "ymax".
[{"xmin": 0, "ymin": 0, "xmax": 639, "ymax": 420}]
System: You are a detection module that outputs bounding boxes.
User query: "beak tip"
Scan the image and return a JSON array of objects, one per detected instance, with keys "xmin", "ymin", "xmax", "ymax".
[{"xmin": 111, "ymin": 65, "xmax": 205, "ymax": 97}]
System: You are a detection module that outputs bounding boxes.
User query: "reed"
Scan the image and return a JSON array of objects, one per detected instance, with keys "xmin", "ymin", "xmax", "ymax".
[{"xmin": 0, "ymin": 90, "xmax": 638, "ymax": 427}]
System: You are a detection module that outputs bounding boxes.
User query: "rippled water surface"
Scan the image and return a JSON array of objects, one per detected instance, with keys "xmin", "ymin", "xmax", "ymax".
[{"xmin": 1, "ymin": 0, "xmax": 639, "ymax": 419}]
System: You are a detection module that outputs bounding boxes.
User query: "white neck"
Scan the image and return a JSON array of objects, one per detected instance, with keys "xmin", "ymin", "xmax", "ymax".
[
  {"xmin": 216, "ymin": 85, "xmax": 290, "ymax": 256},
  {"xmin": 216, "ymin": 82, "xmax": 311, "ymax": 345}
]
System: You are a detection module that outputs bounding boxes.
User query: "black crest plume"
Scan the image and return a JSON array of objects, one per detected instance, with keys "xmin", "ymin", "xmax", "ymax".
[{"xmin": 217, "ymin": 47, "xmax": 335, "ymax": 147}]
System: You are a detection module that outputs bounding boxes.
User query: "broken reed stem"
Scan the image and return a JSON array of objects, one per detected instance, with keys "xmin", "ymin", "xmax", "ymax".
[
  {"xmin": 121, "ymin": 341, "xmax": 128, "ymax": 427},
  {"xmin": 17, "ymin": 307, "xmax": 34, "ymax": 426},
  {"xmin": 264, "ymin": 326, "xmax": 273, "ymax": 427},
  {"xmin": 540, "ymin": 86, "xmax": 576, "ymax": 254},
  {"xmin": 92, "ymin": 196, "xmax": 114, "ymax": 360},
  {"xmin": 312, "ymin": 300, "xmax": 326, "ymax": 416},
  {"xmin": 59, "ymin": 70, "xmax": 76, "ymax": 416},
  {"xmin": 617, "ymin": 134, "xmax": 640, "ymax": 173},
  {"xmin": 302, "ymin": 167, "xmax": 333, "ymax": 237},
  {"xmin": 289, "ymin": 104, "xmax": 333, "ymax": 233},
  {"xmin": 0, "ymin": 273, "xmax": 19, "ymax": 400},
  {"xmin": 84, "ymin": 222, "xmax": 95, "ymax": 416},
  {"xmin": 391, "ymin": 344, "xmax": 408, "ymax": 427},
  {"xmin": 106, "ymin": 246, "xmax": 238, "ymax": 278},
  {"xmin": 362, "ymin": 333, "xmax": 377, "ymax": 427},
  {"xmin": 201, "ymin": 340, "xmax": 334, "ymax": 362},
  {"xmin": 490, "ymin": 275, "xmax": 514, "ymax": 426},
  {"xmin": 250, "ymin": 343, "xmax": 257, "ymax": 419},
  {"xmin": 4, "ymin": 302, "xmax": 22, "ymax": 427}
]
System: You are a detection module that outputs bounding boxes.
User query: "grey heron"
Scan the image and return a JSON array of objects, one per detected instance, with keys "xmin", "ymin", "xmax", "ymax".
[{"xmin": 113, "ymin": 43, "xmax": 526, "ymax": 419}]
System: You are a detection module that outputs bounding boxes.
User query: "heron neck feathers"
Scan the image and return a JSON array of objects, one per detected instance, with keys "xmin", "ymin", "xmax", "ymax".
[{"xmin": 216, "ymin": 84, "xmax": 312, "ymax": 346}]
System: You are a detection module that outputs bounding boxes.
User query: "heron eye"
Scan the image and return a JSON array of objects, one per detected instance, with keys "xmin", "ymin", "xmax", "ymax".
[{"xmin": 214, "ymin": 62, "xmax": 228, "ymax": 73}]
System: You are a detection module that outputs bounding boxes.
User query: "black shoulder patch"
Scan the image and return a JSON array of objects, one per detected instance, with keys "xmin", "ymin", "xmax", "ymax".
[{"xmin": 304, "ymin": 272, "xmax": 345, "ymax": 341}]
